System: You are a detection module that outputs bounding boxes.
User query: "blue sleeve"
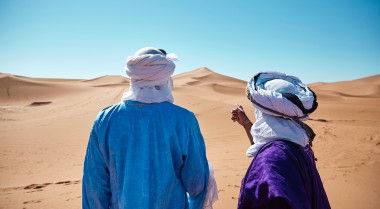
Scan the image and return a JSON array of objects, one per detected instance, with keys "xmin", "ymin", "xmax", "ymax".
[
  {"xmin": 181, "ymin": 114, "xmax": 210, "ymax": 209},
  {"xmin": 82, "ymin": 116, "xmax": 111, "ymax": 209}
]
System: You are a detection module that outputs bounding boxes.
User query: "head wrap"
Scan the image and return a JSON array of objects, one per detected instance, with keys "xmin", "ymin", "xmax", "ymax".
[
  {"xmin": 246, "ymin": 71, "xmax": 318, "ymax": 120},
  {"xmin": 122, "ymin": 47, "xmax": 179, "ymax": 103},
  {"xmin": 245, "ymin": 71, "xmax": 318, "ymax": 158}
]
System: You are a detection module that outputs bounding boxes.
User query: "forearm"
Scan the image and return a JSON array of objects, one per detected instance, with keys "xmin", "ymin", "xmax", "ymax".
[
  {"xmin": 243, "ymin": 121, "xmax": 253, "ymax": 145},
  {"xmin": 231, "ymin": 105, "xmax": 254, "ymax": 145}
]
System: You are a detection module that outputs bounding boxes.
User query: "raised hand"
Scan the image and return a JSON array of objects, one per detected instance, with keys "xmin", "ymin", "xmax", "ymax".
[
  {"xmin": 231, "ymin": 104, "xmax": 251, "ymax": 126},
  {"xmin": 231, "ymin": 104, "xmax": 254, "ymax": 145}
]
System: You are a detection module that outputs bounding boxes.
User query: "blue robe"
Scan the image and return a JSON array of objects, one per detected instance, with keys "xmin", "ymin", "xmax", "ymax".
[{"xmin": 82, "ymin": 101, "xmax": 209, "ymax": 209}]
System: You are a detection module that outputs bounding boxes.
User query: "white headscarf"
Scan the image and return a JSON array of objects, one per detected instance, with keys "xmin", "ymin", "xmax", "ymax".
[
  {"xmin": 245, "ymin": 71, "xmax": 318, "ymax": 157},
  {"xmin": 122, "ymin": 47, "xmax": 179, "ymax": 103}
]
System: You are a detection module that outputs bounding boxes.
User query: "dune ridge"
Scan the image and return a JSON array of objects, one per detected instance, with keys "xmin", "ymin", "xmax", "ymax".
[
  {"xmin": 309, "ymin": 74, "xmax": 380, "ymax": 99},
  {"xmin": 0, "ymin": 70, "xmax": 379, "ymax": 209}
]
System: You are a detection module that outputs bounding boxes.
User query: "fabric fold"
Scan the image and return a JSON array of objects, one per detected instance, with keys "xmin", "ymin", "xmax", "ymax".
[{"xmin": 203, "ymin": 163, "xmax": 218, "ymax": 209}]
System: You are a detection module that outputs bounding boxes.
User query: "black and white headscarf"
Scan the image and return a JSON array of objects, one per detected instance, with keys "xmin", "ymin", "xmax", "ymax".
[{"xmin": 245, "ymin": 71, "xmax": 318, "ymax": 157}]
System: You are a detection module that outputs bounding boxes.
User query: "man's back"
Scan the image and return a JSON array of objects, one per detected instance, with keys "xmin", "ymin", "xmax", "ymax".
[{"xmin": 82, "ymin": 101, "xmax": 209, "ymax": 209}]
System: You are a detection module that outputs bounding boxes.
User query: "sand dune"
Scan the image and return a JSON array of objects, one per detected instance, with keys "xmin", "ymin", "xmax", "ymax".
[
  {"xmin": 309, "ymin": 75, "xmax": 380, "ymax": 99},
  {"xmin": 0, "ymin": 73, "xmax": 94, "ymax": 106},
  {"xmin": 0, "ymin": 70, "xmax": 379, "ymax": 209},
  {"xmin": 81, "ymin": 75, "xmax": 129, "ymax": 87},
  {"xmin": 174, "ymin": 67, "xmax": 246, "ymax": 87}
]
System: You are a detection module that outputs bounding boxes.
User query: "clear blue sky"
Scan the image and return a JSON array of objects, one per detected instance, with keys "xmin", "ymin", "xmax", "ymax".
[{"xmin": 1, "ymin": 0, "xmax": 379, "ymax": 83}]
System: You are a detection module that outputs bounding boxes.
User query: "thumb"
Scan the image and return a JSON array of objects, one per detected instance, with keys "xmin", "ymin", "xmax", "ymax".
[{"xmin": 236, "ymin": 104, "xmax": 244, "ymax": 112}]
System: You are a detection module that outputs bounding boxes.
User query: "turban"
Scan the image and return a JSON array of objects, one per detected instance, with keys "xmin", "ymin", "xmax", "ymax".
[
  {"xmin": 122, "ymin": 47, "xmax": 178, "ymax": 103},
  {"xmin": 246, "ymin": 71, "xmax": 318, "ymax": 120},
  {"xmin": 245, "ymin": 71, "xmax": 318, "ymax": 158}
]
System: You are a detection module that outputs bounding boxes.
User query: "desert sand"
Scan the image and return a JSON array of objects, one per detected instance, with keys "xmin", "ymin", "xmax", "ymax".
[{"xmin": 0, "ymin": 68, "xmax": 379, "ymax": 209}]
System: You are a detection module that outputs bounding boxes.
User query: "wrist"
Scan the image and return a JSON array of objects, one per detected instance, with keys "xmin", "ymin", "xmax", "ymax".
[{"xmin": 243, "ymin": 120, "xmax": 252, "ymax": 128}]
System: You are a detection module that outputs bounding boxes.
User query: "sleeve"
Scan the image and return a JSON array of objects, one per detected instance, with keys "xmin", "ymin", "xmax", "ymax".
[
  {"xmin": 203, "ymin": 163, "xmax": 218, "ymax": 209},
  {"xmin": 82, "ymin": 115, "xmax": 111, "ymax": 209},
  {"xmin": 181, "ymin": 114, "xmax": 210, "ymax": 209}
]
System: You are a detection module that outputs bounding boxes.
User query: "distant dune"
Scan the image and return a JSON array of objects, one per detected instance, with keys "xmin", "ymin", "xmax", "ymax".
[
  {"xmin": 309, "ymin": 74, "xmax": 380, "ymax": 99},
  {"xmin": 81, "ymin": 75, "xmax": 129, "ymax": 87},
  {"xmin": 0, "ymin": 70, "xmax": 379, "ymax": 209}
]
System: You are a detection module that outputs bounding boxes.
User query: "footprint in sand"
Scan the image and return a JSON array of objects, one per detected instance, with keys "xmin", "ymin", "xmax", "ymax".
[
  {"xmin": 24, "ymin": 183, "xmax": 51, "ymax": 190},
  {"xmin": 56, "ymin": 181, "xmax": 72, "ymax": 185},
  {"xmin": 23, "ymin": 199, "xmax": 42, "ymax": 204},
  {"xmin": 56, "ymin": 180, "xmax": 81, "ymax": 185},
  {"xmin": 28, "ymin": 101, "xmax": 52, "ymax": 106},
  {"xmin": 22, "ymin": 180, "xmax": 81, "ymax": 192}
]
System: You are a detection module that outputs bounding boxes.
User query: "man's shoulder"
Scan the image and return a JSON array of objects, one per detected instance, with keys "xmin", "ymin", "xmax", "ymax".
[
  {"xmin": 98, "ymin": 101, "xmax": 194, "ymax": 114},
  {"xmin": 101, "ymin": 102, "xmax": 122, "ymax": 113},
  {"xmin": 163, "ymin": 102, "xmax": 195, "ymax": 117},
  {"xmin": 96, "ymin": 101, "xmax": 196, "ymax": 122},
  {"xmin": 95, "ymin": 102, "xmax": 124, "ymax": 121}
]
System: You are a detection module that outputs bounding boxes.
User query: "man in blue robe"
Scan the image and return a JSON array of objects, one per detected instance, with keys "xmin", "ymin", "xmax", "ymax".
[{"xmin": 82, "ymin": 47, "xmax": 209, "ymax": 209}]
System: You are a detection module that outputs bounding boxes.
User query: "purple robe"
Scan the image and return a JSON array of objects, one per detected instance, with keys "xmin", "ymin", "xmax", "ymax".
[{"xmin": 238, "ymin": 140, "xmax": 330, "ymax": 209}]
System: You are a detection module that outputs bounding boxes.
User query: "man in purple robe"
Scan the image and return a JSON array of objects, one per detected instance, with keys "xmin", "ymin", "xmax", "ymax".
[{"xmin": 231, "ymin": 72, "xmax": 331, "ymax": 209}]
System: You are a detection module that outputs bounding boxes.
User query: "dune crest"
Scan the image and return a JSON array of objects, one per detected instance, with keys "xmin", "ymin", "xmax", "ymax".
[
  {"xmin": 174, "ymin": 67, "xmax": 245, "ymax": 87},
  {"xmin": 81, "ymin": 75, "xmax": 129, "ymax": 87},
  {"xmin": 309, "ymin": 74, "xmax": 380, "ymax": 99},
  {"xmin": 0, "ymin": 74, "xmax": 130, "ymax": 106}
]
